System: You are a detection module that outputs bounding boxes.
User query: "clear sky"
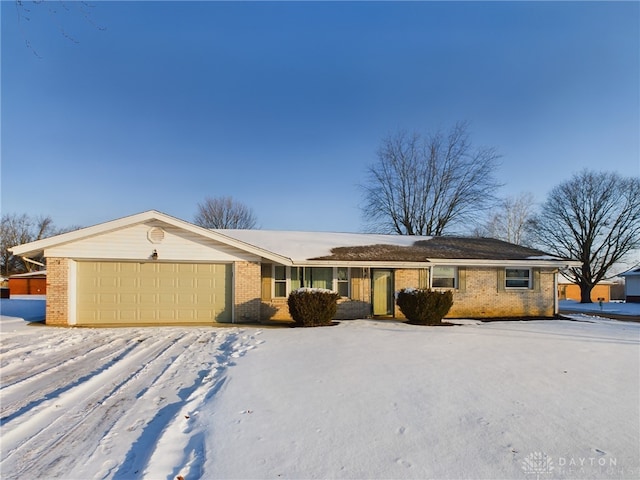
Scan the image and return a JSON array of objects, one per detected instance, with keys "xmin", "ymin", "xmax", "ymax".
[{"xmin": 2, "ymin": 1, "xmax": 638, "ymax": 233}]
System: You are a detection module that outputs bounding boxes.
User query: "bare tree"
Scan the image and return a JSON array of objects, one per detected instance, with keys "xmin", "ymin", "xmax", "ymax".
[
  {"xmin": 532, "ymin": 170, "xmax": 640, "ymax": 303},
  {"xmin": 476, "ymin": 192, "xmax": 536, "ymax": 246},
  {"xmin": 0, "ymin": 213, "xmax": 61, "ymax": 275},
  {"xmin": 361, "ymin": 121, "xmax": 502, "ymax": 235},
  {"xmin": 194, "ymin": 196, "xmax": 258, "ymax": 229}
]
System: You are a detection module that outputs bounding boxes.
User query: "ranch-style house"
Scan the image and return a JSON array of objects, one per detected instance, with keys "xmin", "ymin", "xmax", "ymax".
[{"xmin": 9, "ymin": 210, "xmax": 580, "ymax": 326}]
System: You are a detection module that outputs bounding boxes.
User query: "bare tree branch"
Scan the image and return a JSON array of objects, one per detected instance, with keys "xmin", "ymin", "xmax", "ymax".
[
  {"xmin": 194, "ymin": 196, "xmax": 258, "ymax": 229},
  {"xmin": 476, "ymin": 192, "xmax": 536, "ymax": 246},
  {"xmin": 0, "ymin": 213, "xmax": 76, "ymax": 275},
  {"xmin": 360, "ymin": 121, "xmax": 502, "ymax": 235}
]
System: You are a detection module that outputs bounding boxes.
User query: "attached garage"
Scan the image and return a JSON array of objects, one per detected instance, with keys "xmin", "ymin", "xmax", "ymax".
[{"xmin": 76, "ymin": 261, "xmax": 232, "ymax": 325}]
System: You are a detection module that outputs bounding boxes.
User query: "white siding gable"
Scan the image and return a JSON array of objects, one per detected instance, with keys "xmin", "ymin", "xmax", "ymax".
[{"xmin": 45, "ymin": 221, "xmax": 260, "ymax": 262}]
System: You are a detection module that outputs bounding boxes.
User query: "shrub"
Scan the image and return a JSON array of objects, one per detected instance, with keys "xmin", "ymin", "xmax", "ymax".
[
  {"xmin": 287, "ymin": 288, "xmax": 340, "ymax": 327},
  {"xmin": 396, "ymin": 288, "xmax": 453, "ymax": 325}
]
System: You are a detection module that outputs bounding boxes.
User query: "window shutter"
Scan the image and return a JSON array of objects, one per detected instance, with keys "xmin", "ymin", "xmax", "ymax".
[
  {"xmin": 533, "ymin": 268, "xmax": 541, "ymax": 291},
  {"xmin": 458, "ymin": 267, "xmax": 466, "ymax": 292},
  {"xmin": 350, "ymin": 268, "xmax": 362, "ymax": 301},
  {"xmin": 261, "ymin": 263, "xmax": 272, "ymax": 300},
  {"xmin": 419, "ymin": 268, "xmax": 429, "ymax": 289},
  {"xmin": 497, "ymin": 268, "xmax": 505, "ymax": 292}
]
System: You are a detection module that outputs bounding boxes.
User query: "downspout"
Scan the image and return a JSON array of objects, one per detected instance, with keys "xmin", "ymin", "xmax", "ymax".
[{"xmin": 554, "ymin": 268, "xmax": 559, "ymax": 316}]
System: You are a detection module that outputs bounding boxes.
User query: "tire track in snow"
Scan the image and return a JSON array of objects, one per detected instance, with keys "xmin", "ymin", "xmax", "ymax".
[
  {"xmin": 0, "ymin": 329, "xmax": 200, "ymax": 478},
  {"xmin": 0, "ymin": 329, "xmax": 131, "ymax": 386},
  {"xmin": 0, "ymin": 334, "xmax": 140, "ymax": 423},
  {"xmin": 137, "ymin": 331, "xmax": 264, "ymax": 480},
  {"xmin": 0, "ymin": 327, "xmax": 262, "ymax": 480}
]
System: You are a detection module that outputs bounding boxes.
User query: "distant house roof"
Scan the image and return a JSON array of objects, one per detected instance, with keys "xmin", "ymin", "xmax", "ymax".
[
  {"xmin": 9, "ymin": 270, "xmax": 47, "ymax": 279},
  {"xmin": 620, "ymin": 267, "xmax": 640, "ymax": 277},
  {"xmin": 557, "ymin": 271, "xmax": 614, "ymax": 285}
]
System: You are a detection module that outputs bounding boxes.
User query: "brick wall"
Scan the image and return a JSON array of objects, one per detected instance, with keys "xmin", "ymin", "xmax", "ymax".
[
  {"xmin": 234, "ymin": 261, "xmax": 261, "ymax": 323},
  {"xmin": 392, "ymin": 267, "xmax": 556, "ymax": 319},
  {"xmin": 254, "ymin": 264, "xmax": 557, "ymax": 322},
  {"xmin": 259, "ymin": 266, "xmax": 373, "ymax": 321},
  {"xmin": 393, "ymin": 269, "xmax": 421, "ymax": 318},
  {"xmin": 448, "ymin": 267, "xmax": 556, "ymax": 318},
  {"xmin": 45, "ymin": 257, "xmax": 69, "ymax": 325}
]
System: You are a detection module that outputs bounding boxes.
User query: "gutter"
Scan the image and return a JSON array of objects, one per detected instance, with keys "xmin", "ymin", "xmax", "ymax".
[{"xmin": 20, "ymin": 256, "xmax": 46, "ymax": 268}]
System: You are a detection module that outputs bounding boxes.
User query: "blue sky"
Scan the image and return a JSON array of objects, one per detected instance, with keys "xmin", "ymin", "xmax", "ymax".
[{"xmin": 2, "ymin": 1, "xmax": 638, "ymax": 232}]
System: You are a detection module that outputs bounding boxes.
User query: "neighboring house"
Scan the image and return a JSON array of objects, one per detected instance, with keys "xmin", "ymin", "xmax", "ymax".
[
  {"xmin": 8, "ymin": 270, "xmax": 47, "ymax": 295},
  {"xmin": 557, "ymin": 272, "xmax": 612, "ymax": 302},
  {"xmin": 9, "ymin": 210, "xmax": 580, "ymax": 326},
  {"xmin": 620, "ymin": 267, "xmax": 640, "ymax": 303}
]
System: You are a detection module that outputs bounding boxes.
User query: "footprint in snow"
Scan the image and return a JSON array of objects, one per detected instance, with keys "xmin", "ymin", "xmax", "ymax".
[{"xmin": 395, "ymin": 458, "xmax": 412, "ymax": 468}]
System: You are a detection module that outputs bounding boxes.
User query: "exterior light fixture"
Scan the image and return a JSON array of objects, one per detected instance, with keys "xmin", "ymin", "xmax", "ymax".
[{"xmin": 151, "ymin": 249, "xmax": 158, "ymax": 260}]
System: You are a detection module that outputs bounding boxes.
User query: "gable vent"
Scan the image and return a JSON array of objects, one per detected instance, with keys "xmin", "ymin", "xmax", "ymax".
[{"xmin": 147, "ymin": 227, "xmax": 165, "ymax": 244}]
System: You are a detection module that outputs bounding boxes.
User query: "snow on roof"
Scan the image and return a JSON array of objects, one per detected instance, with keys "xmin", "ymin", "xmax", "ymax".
[{"xmin": 213, "ymin": 230, "xmax": 429, "ymax": 262}]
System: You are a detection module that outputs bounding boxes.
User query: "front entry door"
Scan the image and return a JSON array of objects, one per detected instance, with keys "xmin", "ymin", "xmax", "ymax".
[{"xmin": 372, "ymin": 269, "xmax": 394, "ymax": 316}]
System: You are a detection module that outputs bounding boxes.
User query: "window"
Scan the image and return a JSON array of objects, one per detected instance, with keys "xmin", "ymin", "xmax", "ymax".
[
  {"xmin": 274, "ymin": 265, "xmax": 287, "ymax": 297},
  {"xmin": 272, "ymin": 266, "xmax": 350, "ymax": 297},
  {"xmin": 505, "ymin": 268, "xmax": 531, "ymax": 288},
  {"xmin": 291, "ymin": 267, "xmax": 302, "ymax": 291},
  {"xmin": 432, "ymin": 266, "xmax": 457, "ymax": 288},
  {"xmin": 308, "ymin": 267, "xmax": 333, "ymax": 290},
  {"xmin": 336, "ymin": 267, "xmax": 349, "ymax": 297}
]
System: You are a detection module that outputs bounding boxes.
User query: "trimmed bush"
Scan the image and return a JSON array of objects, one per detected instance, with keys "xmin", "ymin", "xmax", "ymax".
[
  {"xmin": 287, "ymin": 288, "xmax": 340, "ymax": 327},
  {"xmin": 396, "ymin": 288, "xmax": 453, "ymax": 325}
]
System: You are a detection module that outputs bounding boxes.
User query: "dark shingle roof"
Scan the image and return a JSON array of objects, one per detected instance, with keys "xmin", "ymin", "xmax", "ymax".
[{"xmin": 310, "ymin": 237, "xmax": 559, "ymax": 262}]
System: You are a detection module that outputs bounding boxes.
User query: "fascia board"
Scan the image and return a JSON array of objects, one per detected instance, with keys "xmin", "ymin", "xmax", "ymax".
[
  {"xmin": 9, "ymin": 210, "xmax": 163, "ymax": 256},
  {"xmin": 292, "ymin": 260, "xmax": 432, "ymax": 268},
  {"xmin": 292, "ymin": 259, "xmax": 582, "ymax": 268},
  {"xmin": 427, "ymin": 259, "xmax": 582, "ymax": 268}
]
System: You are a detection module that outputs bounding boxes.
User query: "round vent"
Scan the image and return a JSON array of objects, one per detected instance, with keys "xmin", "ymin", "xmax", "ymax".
[{"xmin": 147, "ymin": 227, "xmax": 165, "ymax": 244}]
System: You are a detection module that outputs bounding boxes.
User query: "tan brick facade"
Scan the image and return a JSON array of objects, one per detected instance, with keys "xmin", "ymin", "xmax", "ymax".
[
  {"xmin": 233, "ymin": 261, "xmax": 261, "ymax": 323},
  {"xmin": 45, "ymin": 257, "xmax": 69, "ymax": 325},
  {"xmin": 42, "ymin": 259, "xmax": 557, "ymax": 327},
  {"xmin": 392, "ymin": 269, "xmax": 422, "ymax": 318},
  {"xmin": 258, "ymin": 265, "xmax": 557, "ymax": 321},
  {"xmin": 447, "ymin": 267, "xmax": 555, "ymax": 318}
]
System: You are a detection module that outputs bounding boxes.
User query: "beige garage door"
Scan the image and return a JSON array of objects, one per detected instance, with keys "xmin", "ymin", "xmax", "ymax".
[{"xmin": 77, "ymin": 262, "xmax": 232, "ymax": 325}]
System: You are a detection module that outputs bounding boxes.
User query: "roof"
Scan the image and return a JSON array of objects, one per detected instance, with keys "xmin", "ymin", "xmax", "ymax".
[
  {"xmin": 216, "ymin": 229, "xmax": 577, "ymax": 267},
  {"xmin": 620, "ymin": 267, "xmax": 640, "ymax": 277},
  {"xmin": 9, "ymin": 210, "xmax": 291, "ymax": 265},
  {"xmin": 214, "ymin": 229, "xmax": 428, "ymax": 262},
  {"xmin": 557, "ymin": 271, "xmax": 614, "ymax": 285},
  {"xmin": 10, "ymin": 210, "xmax": 580, "ymax": 268}
]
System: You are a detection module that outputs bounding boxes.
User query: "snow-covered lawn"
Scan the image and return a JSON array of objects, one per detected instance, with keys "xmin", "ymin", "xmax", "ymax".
[
  {"xmin": 1, "ymin": 311, "xmax": 638, "ymax": 479},
  {"xmin": 559, "ymin": 299, "xmax": 640, "ymax": 319}
]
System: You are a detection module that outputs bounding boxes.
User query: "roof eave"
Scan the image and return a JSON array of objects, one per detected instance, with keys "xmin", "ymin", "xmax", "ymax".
[{"xmin": 291, "ymin": 259, "xmax": 582, "ymax": 268}]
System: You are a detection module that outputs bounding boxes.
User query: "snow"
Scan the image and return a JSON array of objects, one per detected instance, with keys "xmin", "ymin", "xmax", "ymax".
[
  {"xmin": 1, "ymin": 305, "xmax": 639, "ymax": 479},
  {"xmin": 214, "ymin": 229, "xmax": 430, "ymax": 261},
  {"xmin": 560, "ymin": 299, "xmax": 640, "ymax": 318}
]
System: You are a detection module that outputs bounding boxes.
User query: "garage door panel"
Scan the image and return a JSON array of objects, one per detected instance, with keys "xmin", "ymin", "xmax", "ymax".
[
  {"xmin": 98, "ymin": 293, "xmax": 118, "ymax": 303},
  {"xmin": 77, "ymin": 262, "xmax": 231, "ymax": 325}
]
